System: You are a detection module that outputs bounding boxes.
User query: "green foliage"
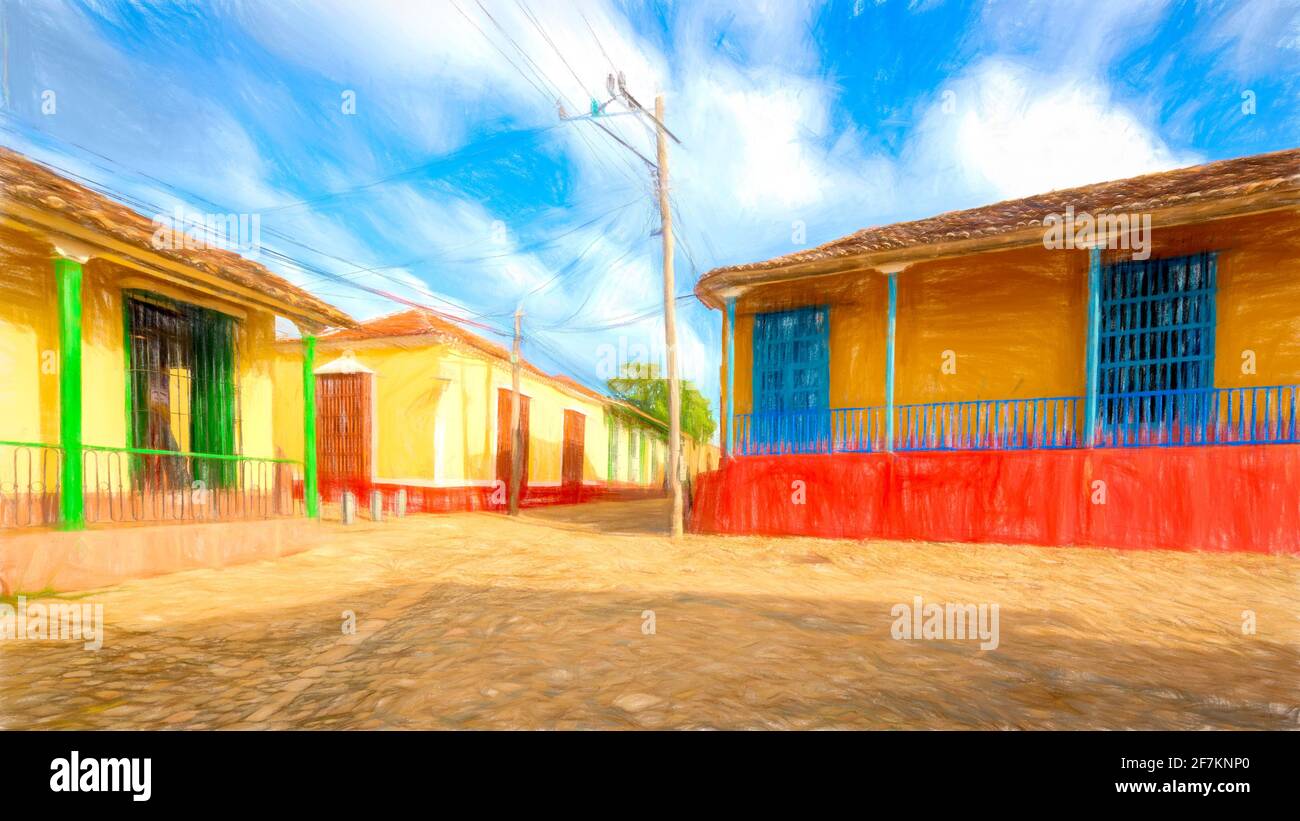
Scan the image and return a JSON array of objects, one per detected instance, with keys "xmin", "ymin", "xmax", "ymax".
[{"xmin": 606, "ymin": 363, "xmax": 717, "ymax": 443}]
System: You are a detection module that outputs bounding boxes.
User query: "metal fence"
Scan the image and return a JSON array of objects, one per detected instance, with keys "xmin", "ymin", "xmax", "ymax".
[
  {"xmin": 734, "ymin": 386, "xmax": 1299, "ymax": 456},
  {"xmin": 0, "ymin": 440, "xmax": 304, "ymax": 529},
  {"xmin": 82, "ymin": 446, "xmax": 304, "ymax": 525},
  {"xmin": 0, "ymin": 441, "xmax": 63, "ymax": 528}
]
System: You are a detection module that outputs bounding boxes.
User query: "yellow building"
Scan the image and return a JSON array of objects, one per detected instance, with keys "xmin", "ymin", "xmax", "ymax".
[
  {"xmin": 0, "ymin": 146, "xmax": 351, "ymax": 531},
  {"xmin": 692, "ymin": 148, "xmax": 1300, "ymax": 553},
  {"xmin": 271, "ymin": 309, "xmax": 681, "ymax": 512}
]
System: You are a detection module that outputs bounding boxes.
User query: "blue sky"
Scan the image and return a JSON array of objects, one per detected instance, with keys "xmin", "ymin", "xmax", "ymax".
[{"xmin": 2, "ymin": 0, "xmax": 1297, "ymax": 435}]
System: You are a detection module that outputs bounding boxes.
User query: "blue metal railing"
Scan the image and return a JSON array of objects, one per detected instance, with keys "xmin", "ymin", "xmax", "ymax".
[
  {"xmin": 897, "ymin": 396, "xmax": 1082, "ymax": 452},
  {"xmin": 1095, "ymin": 384, "xmax": 1300, "ymax": 448},
  {"xmin": 737, "ymin": 406, "xmax": 887, "ymax": 455},
  {"xmin": 733, "ymin": 385, "xmax": 1300, "ymax": 456}
]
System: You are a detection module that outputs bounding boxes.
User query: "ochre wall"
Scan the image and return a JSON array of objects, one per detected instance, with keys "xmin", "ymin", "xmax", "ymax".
[
  {"xmin": 720, "ymin": 209, "xmax": 1300, "ymax": 414},
  {"xmin": 732, "ymin": 313, "xmax": 753, "ymax": 414},
  {"xmin": 895, "ymin": 246, "xmax": 1087, "ymax": 403},
  {"xmin": 829, "ymin": 277, "xmax": 889, "ymax": 408}
]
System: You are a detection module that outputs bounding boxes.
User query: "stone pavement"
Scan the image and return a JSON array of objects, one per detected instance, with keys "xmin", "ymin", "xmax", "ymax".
[{"xmin": 1, "ymin": 499, "xmax": 1296, "ymax": 729}]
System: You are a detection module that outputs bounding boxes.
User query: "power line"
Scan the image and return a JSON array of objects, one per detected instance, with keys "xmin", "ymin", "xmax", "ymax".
[
  {"xmin": 292, "ymin": 194, "xmax": 644, "ymax": 287},
  {"xmin": 449, "ymin": 0, "xmax": 553, "ymax": 109},
  {"xmin": 579, "ymin": 10, "xmax": 620, "ymax": 75},
  {"xmin": 449, "ymin": 0, "xmax": 657, "ymax": 292},
  {"xmin": 515, "ymin": 0, "xmax": 593, "ymax": 102},
  {"xmin": 541, "ymin": 294, "xmax": 696, "ymax": 333},
  {"xmin": 533, "ymin": 199, "xmax": 657, "ymax": 327},
  {"xmin": 452, "ymin": 0, "xmax": 644, "ymax": 196},
  {"xmin": 3, "ymin": 108, "xmax": 678, "ymax": 339},
  {"xmin": 0, "ymin": 115, "xmax": 514, "ymax": 332},
  {"xmin": 464, "ymin": 0, "xmax": 622, "ymax": 185},
  {"xmin": 521, "ymin": 217, "xmax": 616, "ymax": 300},
  {"xmin": 256, "ymin": 122, "xmax": 563, "ymax": 215},
  {"xmin": 0, "ymin": 72, "xmax": 699, "ymax": 396},
  {"xmin": 3, "ymin": 108, "xmax": 666, "ymax": 334}
]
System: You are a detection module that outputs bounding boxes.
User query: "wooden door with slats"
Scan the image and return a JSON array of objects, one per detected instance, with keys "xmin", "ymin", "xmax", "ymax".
[
  {"xmin": 562, "ymin": 409, "xmax": 585, "ymax": 488},
  {"xmin": 317, "ymin": 373, "xmax": 372, "ymax": 488},
  {"xmin": 495, "ymin": 388, "xmax": 530, "ymax": 495}
]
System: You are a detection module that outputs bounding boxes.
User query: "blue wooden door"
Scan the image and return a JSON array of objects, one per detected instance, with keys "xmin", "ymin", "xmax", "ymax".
[{"xmin": 752, "ymin": 306, "xmax": 830, "ymax": 452}]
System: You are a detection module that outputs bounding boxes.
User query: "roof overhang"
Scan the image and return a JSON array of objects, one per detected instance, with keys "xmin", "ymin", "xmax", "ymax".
[
  {"xmin": 695, "ymin": 188, "xmax": 1300, "ymax": 310},
  {"xmin": 0, "ymin": 197, "xmax": 353, "ymax": 333}
]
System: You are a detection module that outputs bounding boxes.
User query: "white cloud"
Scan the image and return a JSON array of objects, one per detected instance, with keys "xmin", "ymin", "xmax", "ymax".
[
  {"xmin": 904, "ymin": 58, "xmax": 1202, "ymax": 204},
  {"xmin": 3, "ymin": 0, "xmax": 1245, "ymax": 426},
  {"xmin": 232, "ymin": 0, "xmax": 667, "ymax": 161}
]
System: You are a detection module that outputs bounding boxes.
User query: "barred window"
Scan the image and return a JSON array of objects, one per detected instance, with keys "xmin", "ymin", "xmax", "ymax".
[
  {"xmin": 753, "ymin": 306, "xmax": 829, "ymax": 413},
  {"xmin": 125, "ymin": 292, "xmax": 241, "ymax": 489},
  {"xmin": 1098, "ymin": 252, "xmax": 1217, "ymax": 428}
]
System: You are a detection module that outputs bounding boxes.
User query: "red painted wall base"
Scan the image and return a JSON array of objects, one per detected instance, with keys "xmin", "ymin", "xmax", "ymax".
[
  {"xmin": 690, "ymin": 446, "xmax": 1300, "ymax": 554},
  {"xmin": 313, "ymin": 479, "xmax": 665, "ymax": 515}
]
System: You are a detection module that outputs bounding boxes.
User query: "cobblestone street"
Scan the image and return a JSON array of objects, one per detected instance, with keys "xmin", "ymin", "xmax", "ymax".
[{"xmin": 2, "ymin": 499, "xmax": 1297, "ymax": 729}]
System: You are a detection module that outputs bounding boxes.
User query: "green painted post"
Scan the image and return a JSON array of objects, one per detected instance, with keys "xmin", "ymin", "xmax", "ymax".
[
  {"xmin": 606, "ymin": 410, "xmax": 615, "ymax": 485},
  {"xmin": 302, "ymin": 334, "xmax": 319, "ymax": 518},
  {"xmin": 55, "ymin": 257, "xmax": 85, "ymax": 530},
  {"xmin": 640, "ymin": 430, "xmax": 649, "ymax": 484}
]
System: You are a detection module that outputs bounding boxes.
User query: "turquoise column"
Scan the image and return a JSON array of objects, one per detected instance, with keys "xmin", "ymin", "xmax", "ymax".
[
  {"xmin": 884, "ymin": 272, "xmax": 898, "ymax": 452},
  {"xmin": 725, "ymin": 297, "xmax": 736, "ymax": 457},
  {"xmin": 55, "ymin": 258, "xmax": 85, "ymax": 530},
  {"xmin": 1084, "ymin": 247, "xmax": 1102, "ymax": 446}
]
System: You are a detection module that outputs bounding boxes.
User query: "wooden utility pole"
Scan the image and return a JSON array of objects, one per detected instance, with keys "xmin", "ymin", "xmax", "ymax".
[
  {"xmin": 509, "ymin": 305, "xmax": 524, "ymax": 516},
  {"xmin": 560, "ymin": 76, "xmax": 685, "ymax": 536},
  {"xmin": 655, "ymin": 94, "xmax": 684, "ymax": 538}
]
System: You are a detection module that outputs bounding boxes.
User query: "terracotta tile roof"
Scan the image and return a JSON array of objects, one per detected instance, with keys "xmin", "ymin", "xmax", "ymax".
[
  {"xmin": 0, "ymin": 145, "xmax": 353, "ymax": 328},
  {"xmin": 698, "ymin": 147, "xmax": 1300, "ymax": 298},
  {"xmin": 318, "ymin": 308, "xmax": 667, "ymax": 430},
  {"xmin": 321, "ymin": 307, "xmax": 515, "ymax": 362}
]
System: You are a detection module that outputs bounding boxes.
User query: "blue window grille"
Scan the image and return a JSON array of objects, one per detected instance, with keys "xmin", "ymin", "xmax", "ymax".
[
  {"xmin": 750, "ymin": 306, "xmax": 830, "ymax": 452},
  {"xmin": 1098, "ymin": 252, "xmax": 1217, "ymax": 441}
]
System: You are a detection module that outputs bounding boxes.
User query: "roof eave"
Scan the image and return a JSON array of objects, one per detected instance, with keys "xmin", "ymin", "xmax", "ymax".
[
  {"xmin": 1, "ymin": 199, "xmax": 355, "ymax": 331},
  {"xmin": 695, "ymin": 187, "xmax": 1300, "ymax": 310}
]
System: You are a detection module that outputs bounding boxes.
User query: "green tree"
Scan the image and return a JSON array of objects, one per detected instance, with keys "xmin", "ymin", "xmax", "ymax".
[{"xmin": 607, "ymin": 362, "xmax": 717, "ymax": 443}]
